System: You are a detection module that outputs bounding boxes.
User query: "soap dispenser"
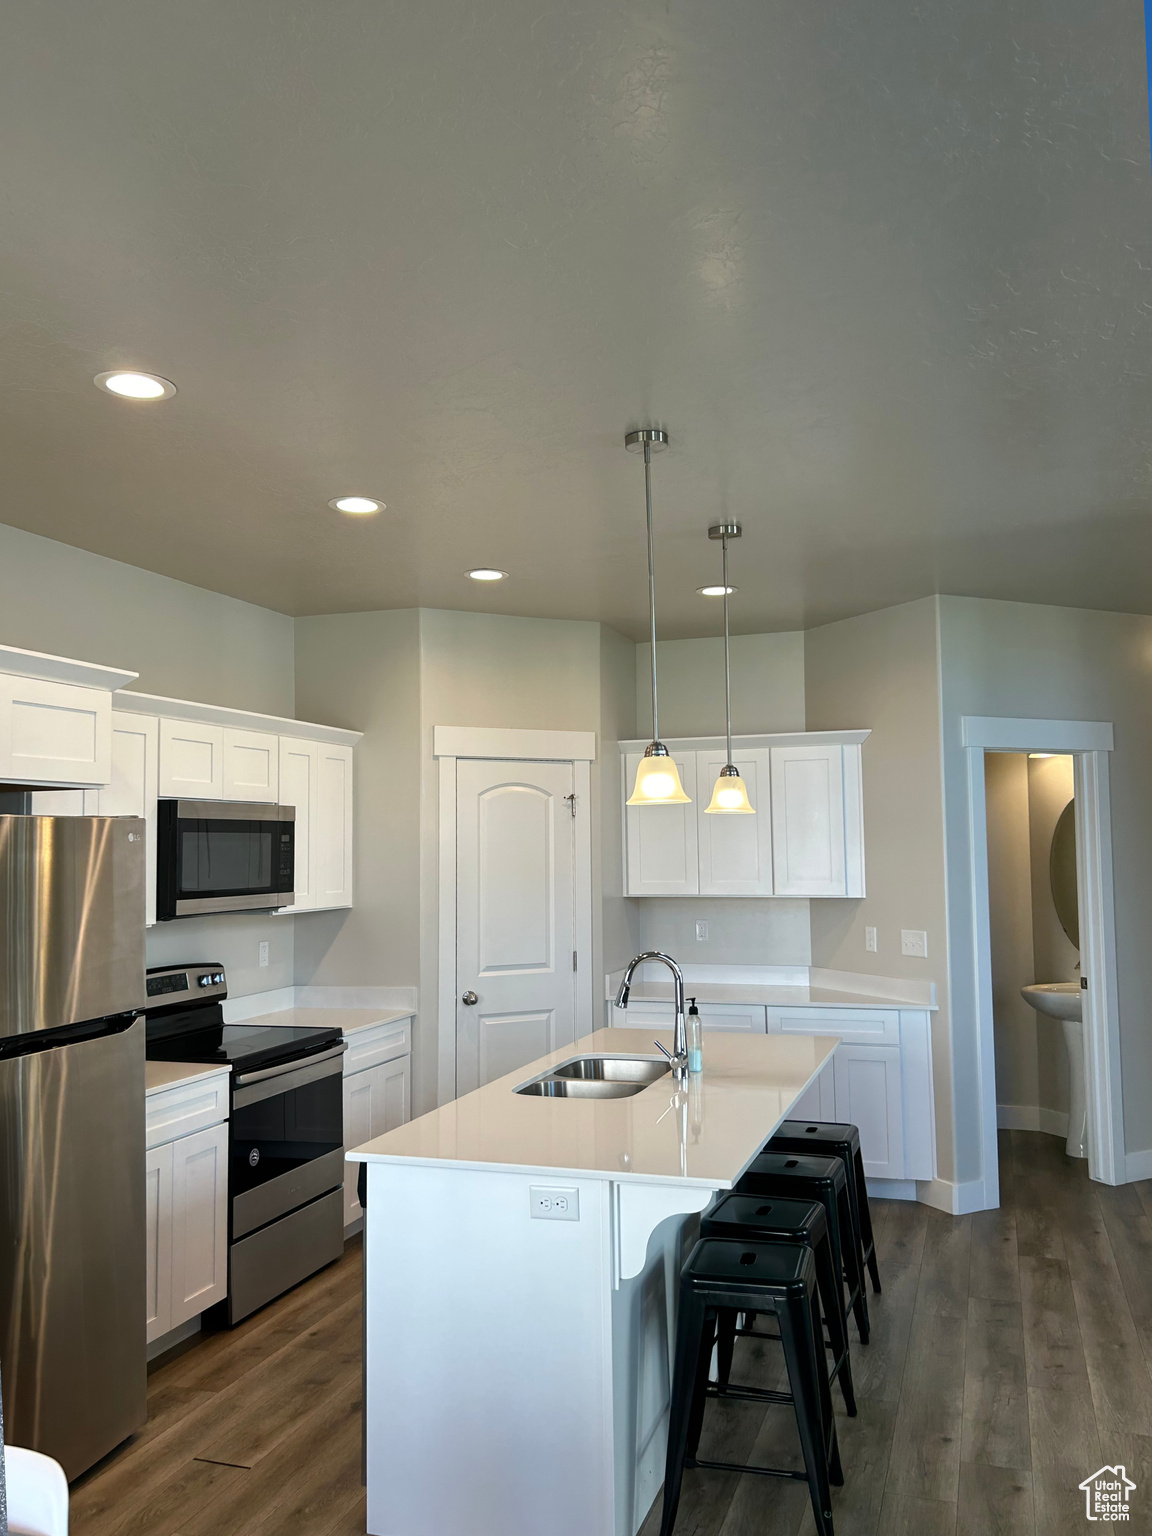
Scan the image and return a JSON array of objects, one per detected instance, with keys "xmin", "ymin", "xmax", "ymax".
[{"xmin": 687, "ymin": 997, "xmax": 703, "ymax": 1076}]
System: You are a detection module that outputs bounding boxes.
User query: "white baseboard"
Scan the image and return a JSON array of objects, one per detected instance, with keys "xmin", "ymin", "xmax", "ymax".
[
  {"xmin": 997, "ymin": 1103, "xmax": 1069, "ymax": 1138},
  {"xmin": 147, "ymin": 1316, "xmax": 200, "ymax": 1362},
  {"xmin": 915, "ymin": 1176, "xmax": 989, "ymax": 1215},
  {"xmin": 225, "ymin": 984, "xmax": 417, "ymax": 1022},
  {"xmin": 866, "ymin": 1179, "xmax": 918, "ymax": 1202},
  {"xmin": 1125, "ymin": 1149, "xmax": 1152, "ymax": 1182}
]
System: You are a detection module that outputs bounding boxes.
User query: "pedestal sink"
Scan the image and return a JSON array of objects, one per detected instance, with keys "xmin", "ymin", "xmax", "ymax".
[{"xmin": 1020, "ymin": 982, "xmax": 1086, "ymax": 1158}]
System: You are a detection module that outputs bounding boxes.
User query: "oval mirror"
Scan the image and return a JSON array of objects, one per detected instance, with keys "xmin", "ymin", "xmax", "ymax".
[{"xmin": 1049, "ymin": 799, "xmax": 1078, "ymax": 949}]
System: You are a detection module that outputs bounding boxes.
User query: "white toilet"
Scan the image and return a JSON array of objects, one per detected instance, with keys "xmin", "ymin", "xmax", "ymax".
[{"xmin": 1021, "ymin": 982, "xmax": 1086, "ymax": 1158}]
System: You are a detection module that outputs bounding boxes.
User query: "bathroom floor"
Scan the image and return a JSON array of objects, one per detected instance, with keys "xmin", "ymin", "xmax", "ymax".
[{"xmin": 639, "ymin": 1130, "xmax": 1152, "ymax": 1536}]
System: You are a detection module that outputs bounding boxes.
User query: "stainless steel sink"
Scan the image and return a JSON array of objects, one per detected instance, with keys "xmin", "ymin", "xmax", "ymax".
[
  {"xmin": 516, "ymin": 1077, "xmax": 647, "ymax": 1099},
  {"xmin": 551, "ymin": 1055, "xmax": 670, "ymax": 1085}
]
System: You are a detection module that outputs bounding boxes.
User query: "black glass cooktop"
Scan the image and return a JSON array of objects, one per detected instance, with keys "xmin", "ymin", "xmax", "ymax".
[{"xmin": 146, "ymin": 1021, "xmax": 342, "ymax": 1073}]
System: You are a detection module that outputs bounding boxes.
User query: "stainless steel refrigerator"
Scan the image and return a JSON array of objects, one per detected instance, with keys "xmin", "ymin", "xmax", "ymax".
[{"xmin": 0, "ymin": 815, "xmax": 147, "ymax": 1479}]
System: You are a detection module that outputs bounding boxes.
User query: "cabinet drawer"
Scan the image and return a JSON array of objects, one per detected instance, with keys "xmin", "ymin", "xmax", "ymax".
[
  {"xmin": 767, "ymin": 1007, "xmax": 899, "ymax": 1046},
  {"xmin": 611, "ymin": 1001, "xmax": 767, "ymax": 1033},
  {"xmin": 344, "ymin": 1019, "xmax": 412, "ymax": 1075},
  {"xmin": 146, "ymin": 1074, "xmax": 230, "ymax": 1148}
]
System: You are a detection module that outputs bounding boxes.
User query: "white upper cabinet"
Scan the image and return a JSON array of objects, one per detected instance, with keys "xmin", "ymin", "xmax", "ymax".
[
  {"xmin": 621, "ymin": 732, "xmax": 867, "ymax": 899},
  {"xmin": 278, "ymin": 737, "xmax": 317, "ymax": 910},
  {"xmin": 222, "ymin": 727, "xmax": 278, "ymax": 803},
  {"xmin": 624, "ymin": 751, "xmax": 698, "ymax": 896},
  {"xmin": 158, "ymin": 718, "xmax": 224, "ymax": 799},
  {"xmin": 696, "ymin": 748, "xmax": 773, "ymax": 896},
  {"xmin": 0, "ymin": 645, "xmax": 136, "ymax": 788},
  {"xmin": 278, "ymin": 737, "xmax": 354, "ymax": 912},
  {"xmin": 99, "ymin": 712, "xmax": 159, "ymax": 925}
]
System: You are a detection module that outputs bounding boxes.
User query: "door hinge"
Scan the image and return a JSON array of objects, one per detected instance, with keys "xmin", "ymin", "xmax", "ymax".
[
  {"xmin": 564, "ymin": 793, "xmax": 577, "ymax": 819},
  {"xmin": 573, "ymin": 950, "xmax": 578, "ymax": 972}
]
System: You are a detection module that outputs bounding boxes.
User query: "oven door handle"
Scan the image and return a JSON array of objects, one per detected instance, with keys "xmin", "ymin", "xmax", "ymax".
[{"xmin": 234, "ymin": 1041, "xmax": 347, "ymax": 1088}]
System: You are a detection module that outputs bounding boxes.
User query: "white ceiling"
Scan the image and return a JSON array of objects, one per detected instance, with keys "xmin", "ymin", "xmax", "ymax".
[{"xmin": 1, "ymin": 1, "xmax": 1150, "ymax": 638}]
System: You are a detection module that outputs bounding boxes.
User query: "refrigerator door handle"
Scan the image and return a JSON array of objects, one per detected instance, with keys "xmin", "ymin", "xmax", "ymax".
[{"xmin": 0, "ymin": 1010, "xmax": 141, "ymax": 1062}]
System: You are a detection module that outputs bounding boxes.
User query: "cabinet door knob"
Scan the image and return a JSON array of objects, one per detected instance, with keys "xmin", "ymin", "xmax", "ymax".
[{"xmin": 461, "ymin": 990, "xmax": 478, "ymax": 1005}]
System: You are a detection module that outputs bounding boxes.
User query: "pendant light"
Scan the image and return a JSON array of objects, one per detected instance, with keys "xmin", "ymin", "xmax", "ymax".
[
  {"xmin": 625, "ymin": 428, "xmax": 691, "ymax": 806},
  {"xmin": 704, "ymin": 522, "xmax": 754, "ymax": 814}
]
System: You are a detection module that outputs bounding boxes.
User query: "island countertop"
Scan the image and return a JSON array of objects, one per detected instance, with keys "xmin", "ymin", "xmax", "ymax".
[{"xmin": 347, "ymin": 1025, "xmax": 838, "ymax": 1188}]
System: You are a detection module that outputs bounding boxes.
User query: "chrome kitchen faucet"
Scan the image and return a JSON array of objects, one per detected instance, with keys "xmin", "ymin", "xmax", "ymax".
[{"xmin": 615, "ymin": 951, "xmax": 688, "ymax": 1079}]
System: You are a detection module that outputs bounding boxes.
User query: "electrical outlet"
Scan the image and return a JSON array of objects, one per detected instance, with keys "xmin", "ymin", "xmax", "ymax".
[
  {"xmin": 901, "ymin": 929, "xmax": 928, "ymax": 958},
  {"xmin": 530, "ymin": 1186, "xmax": 579, "ymax": 1221},
  {"xmin": 865, "ymin": 926, "xmax": 877, "ymax": 953},
  {"xmin": 695, "ymin": 920, "xmax": 709, "ymax": 942},
  {"xmin": 258, "ymin": 940, "xmax": 269, "ymax": 968}
]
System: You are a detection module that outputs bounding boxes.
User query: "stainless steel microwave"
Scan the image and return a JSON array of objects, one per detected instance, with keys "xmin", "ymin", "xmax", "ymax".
[{"xmin": 156, "ymin": 800, "xmax": 295, "ymax": 919}]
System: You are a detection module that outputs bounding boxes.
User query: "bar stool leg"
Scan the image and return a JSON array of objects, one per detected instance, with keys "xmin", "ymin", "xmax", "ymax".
[
  {"xmin": 715, "ymin": 1309, "xmax": 739, "ymax": 1392},
  {"xmin": 813, "ymin": 1230, "xmax": 856, "ymax": 1417},
  {"xmin": 778, "ymin": 1294, "xmax": 838, "ymax": 1536},
  {"xmin": 661, "ymin": 1292, "xmax": 712, "ymax": 1535},
  {"xmin": 855, "ymin": 1148, "xmax": 882, "ymax": 1293},
  {"xmin": 838, "ymin": 1185, "xmax": 870, "ymax": 1344},
  {"xmin": 684, "ymin": 1310, "xmax": 717, "ymax": 1462}
]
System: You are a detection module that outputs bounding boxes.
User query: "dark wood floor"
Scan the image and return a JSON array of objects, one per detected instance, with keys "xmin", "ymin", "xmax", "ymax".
[
  {"xmin": 639, "ymin": 1129, "xmax": 1152, "ymax": 1536},
  {"xmin": 71, "ymin": 1237, "xmax": 366, "ymax": 1536},
  {"xmin": 72, "ymin": 1132, "xmax": 1152, "ymax": 1536}
]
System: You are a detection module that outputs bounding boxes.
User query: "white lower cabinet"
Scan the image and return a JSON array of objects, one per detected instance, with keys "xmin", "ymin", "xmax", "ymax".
[
  {"xmin": 343, "ymin": 1050, "xmax": 411, "ymax": 1228},
  {"xmin": 767, "ymin": 1007, "xmax": 934, "ymax": 1182},
  {"xmin": 145, "ymin": 1082, "xmax": 229, "ymax": 1347}
]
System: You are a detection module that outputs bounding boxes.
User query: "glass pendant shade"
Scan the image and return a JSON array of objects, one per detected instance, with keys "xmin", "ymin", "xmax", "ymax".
[
  {"xmin": 628, "ymin": 750, "xmax": 691, "ymax": 806},
  {"xmin": 705, "ymin": 765, "xmax": 754, "ymax": 813}
]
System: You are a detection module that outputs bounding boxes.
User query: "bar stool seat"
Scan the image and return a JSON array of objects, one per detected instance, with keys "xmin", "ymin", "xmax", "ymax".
[
  {"xmin": 767, "ymin": 1120, "xmax": 881, "ymax": 1295},
  {"xmin": 660, "ymin": 1238, "xmax": 841, "ymax": 1536},
  {"xmin": 736, "ymin": 1150, "xmax": 870, "ymax": 1344},
  {"xmin": 701, "ymin": 1191, "xmax": 857, "ymax": 1416}
]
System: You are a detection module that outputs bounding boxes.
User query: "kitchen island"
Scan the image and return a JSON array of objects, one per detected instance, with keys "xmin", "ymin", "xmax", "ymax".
[{"xmin": 348, "ymin": 1025, "xmax": 838, "ymax": 1536}]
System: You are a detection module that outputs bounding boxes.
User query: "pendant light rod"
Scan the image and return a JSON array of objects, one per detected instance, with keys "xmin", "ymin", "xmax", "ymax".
[
  {"xmin": 626, "ymin": 428, "xmax": 669, "ymax": 743},
  {"xmin": 709, "ymin": 521, "xmax": 741, "ymax": 764}
]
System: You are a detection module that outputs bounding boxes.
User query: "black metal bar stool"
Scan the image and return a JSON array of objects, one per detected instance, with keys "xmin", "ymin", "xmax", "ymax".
[
  {"xmin": 736, "ymin": 1151, "xmax": 870, "ymax": 1344},
  {"xmin": 660, "ymin": 1238, "xmax": 841, "ymax": 1536},
  {"xmin": 767, "ymin": 1120, "xmax": 882, "ymax": 1295},
  {"xmin": 701, "ymin": 1192, "xmax": 857, "ymax": 1416}
]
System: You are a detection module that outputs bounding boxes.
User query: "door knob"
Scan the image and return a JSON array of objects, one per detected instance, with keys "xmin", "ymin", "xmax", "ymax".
[{"xmin": 461, "ymin": 990, "xmax": 478, "ymax": 1005}]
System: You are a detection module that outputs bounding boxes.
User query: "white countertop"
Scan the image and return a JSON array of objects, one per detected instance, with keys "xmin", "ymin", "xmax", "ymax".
[
  {"xmin": 235, "ymin": 1006, "xmax": 413, "ymax": 1035},
  {"xmin": 145, "ymin": 1060, "xmax": 231, "ymax": 1095},
  {"xmin": 620, "ymin": 982, "xmax": 928, "ymax": 1009},
  {"xmin": 348, "ymin": 1026, "xmax": 838, "ymax": 1187}
]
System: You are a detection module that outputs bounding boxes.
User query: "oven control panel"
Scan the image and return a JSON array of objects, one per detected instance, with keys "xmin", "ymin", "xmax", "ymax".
[{"xmin": 144, "ymin": 964, "xmax": 227, "ymax": 1009}]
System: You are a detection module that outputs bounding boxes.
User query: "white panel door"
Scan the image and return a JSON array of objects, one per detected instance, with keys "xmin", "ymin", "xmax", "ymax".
[
  {"xmin": 170, "ymin": 1122, "xmax": 228, "ymax": 1327},
  {"xmin": 222, "ymin": 728, "xmax": 279, "ymax": 802},
  {"xmin": 101, "ymin": 711, "xmax": 159, "ymax": 925},
  {"xmin": 314, "ymin": 743, "xmax": 354, "ymax": 909},
  {"xmin": 770, "ymin": 744, "xmax": 847, "ymax": 897},
  {"xmin": 833, "ymin": 1044, "xmax": 904, "ymax": 1180},
  {"xmin": 457, "ymin": 759, "xmax": 577, "ymax": 1092},
  {"xmin": 0, "ymin": 676, "xmax": 111, "ymax": 785},
  {"xmin": 343, "ymin": 1054, "xmax": 412, "ymax": 1226},
  {"xmin": 278, "ymin": 736, "xmax": 317, "ymax": 911},
  {"xmin": 696, "ymin": 748, "xmax": 773, "ymax": 896},
  {"xmin": 623, "ymin": 751, "xmax": 698, "ymax": 896},
  {"xmin": 159, "ymin": 718, "xmax": 224, "ymax": 799},
  {"xmin": 145, "ymin": 1141, "xmax": 174, "ymax": 1345}
]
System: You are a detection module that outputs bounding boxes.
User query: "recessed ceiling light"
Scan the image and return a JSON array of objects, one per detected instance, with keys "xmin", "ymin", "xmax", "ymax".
[
  {"xmin": 94, "ymin": 370, "xmax": 177, "ymax": 400},
  {"xmin": 698, "ymin": 584, "xmax": 737, "ymax": 596},
  {"xmin": 329, "ymin": 496, "xmax": 385, "ymax": 514},
  {"xmin": 467, "ymin": 568, "xmax": 509, "ymax": 581}
]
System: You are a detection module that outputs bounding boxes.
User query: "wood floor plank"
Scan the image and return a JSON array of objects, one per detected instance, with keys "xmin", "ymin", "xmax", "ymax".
[
  {"xmin": 1017, "ymin": 1255, "xmax": 1089, "ymax": 1388},
  {"xmin": 960, "ymin": 1298, "xmax": 1030, "ymax": 1472},
  {"xmin": 873, "ymin": 1491, "xmax": 957, "ymax": 1535},
  {"xmin": 194, "ymin": 1348, "xmax": 359, "ymax": 1468},
  {"xmin": 1092, "ymin": 1182, "xmax": 1152, "ymax": 1378},
  {"xmin": 967, "ymin": 1205, "xmax": 1019, "ymax": 1306},
  {"xmin": 1025, "ymin": 1378, "xmax": 1100, "ymax": 1536},
  {"xmin": 955, "ymin": 1462, "xmax": 1034, "ymax": 1536},
  {"xmin": 1061, "ymin": 1205, "xmax": 1152, "ymax": 1440}
]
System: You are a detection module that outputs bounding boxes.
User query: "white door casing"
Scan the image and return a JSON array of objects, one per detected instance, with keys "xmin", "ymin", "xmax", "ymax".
[{"xmin": 455, "ymin": 758, "xmax": 577, "ymax": 1094}]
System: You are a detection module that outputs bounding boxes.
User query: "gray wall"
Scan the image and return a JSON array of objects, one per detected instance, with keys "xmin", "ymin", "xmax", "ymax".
[
  {"xmin": 804, "ymin": 597, "xmax": 955, "ymax": 1180},
  {"xmin": 985, "ymin": 753, "xmax": 1041, "ymax": 1114},
  {"xmin": 939, "ymin": 596, "xmax": 1152, "ymax": 1172},
  {"xmin": 0, "ymin": 520, "xmax": 299, "ymax": 996}
]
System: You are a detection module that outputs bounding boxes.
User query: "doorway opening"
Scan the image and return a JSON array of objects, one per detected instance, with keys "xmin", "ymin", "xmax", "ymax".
[{"xmin": 963, "ymin": 716, "xmax": 1122, "ymax": 1209}]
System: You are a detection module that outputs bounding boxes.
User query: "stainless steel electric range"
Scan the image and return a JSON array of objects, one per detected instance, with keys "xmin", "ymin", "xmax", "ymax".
[{"xmin": 144, "ymin": 964, "xmax": 346, "ymax": 1324}]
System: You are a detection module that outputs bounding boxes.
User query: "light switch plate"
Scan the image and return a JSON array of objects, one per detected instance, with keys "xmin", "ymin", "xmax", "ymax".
[
  {"xmin": 530, "ymin": 1185, "xmax": 579, "ymax": 1221},
  {"xmin": 901, "ymin": 929, "xmax": 928, "ymax": 958},
  {"xmin": 865, "ymin": 926, "xmax": 877, "ymax": 953}
]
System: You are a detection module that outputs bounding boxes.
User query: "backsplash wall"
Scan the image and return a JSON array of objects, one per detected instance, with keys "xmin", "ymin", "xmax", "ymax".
[{"xmin": 638, "ymin": 898, "xmax": 812, "ymax": 968}]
